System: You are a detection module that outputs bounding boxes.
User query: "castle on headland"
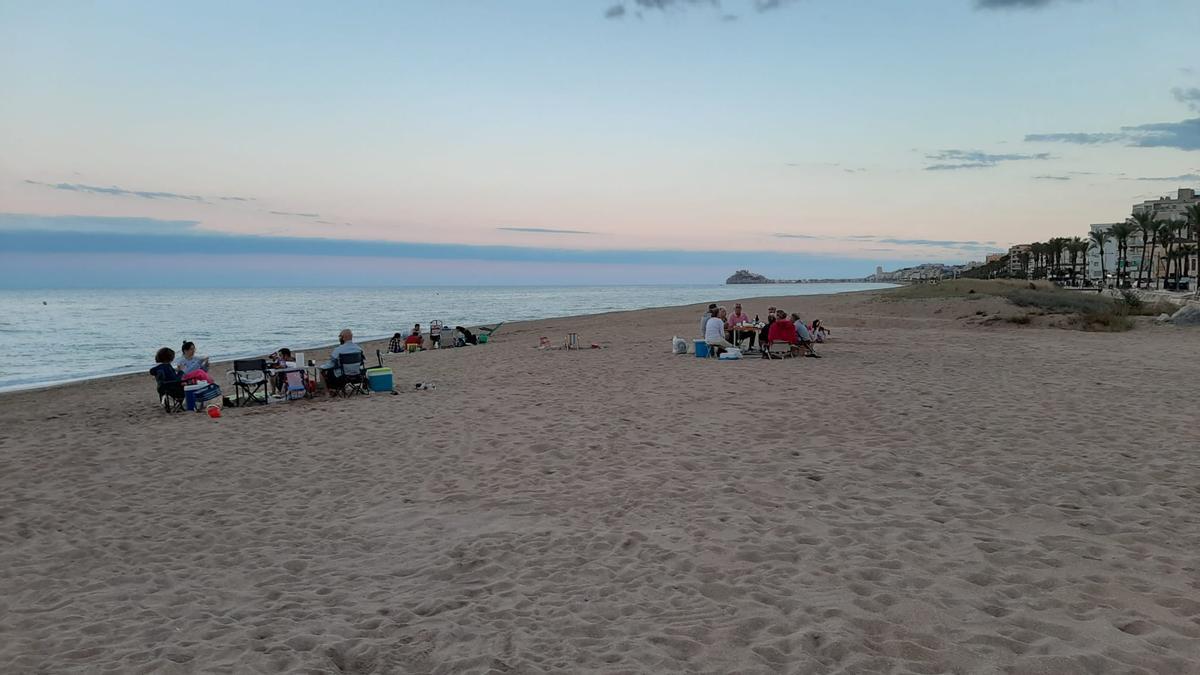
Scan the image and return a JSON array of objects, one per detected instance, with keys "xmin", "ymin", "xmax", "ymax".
[{"xmin": 725, "ymin": 269, "xmax": 873, "ymax": 284}]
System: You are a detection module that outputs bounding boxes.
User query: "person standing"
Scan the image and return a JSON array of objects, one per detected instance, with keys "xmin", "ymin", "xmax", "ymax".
[{"xmin": 700, "ymin": 303, "xmax": 717, "ymax": 337}]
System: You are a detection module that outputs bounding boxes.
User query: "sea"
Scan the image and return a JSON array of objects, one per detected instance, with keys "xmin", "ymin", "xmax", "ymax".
[{"xmin": 0, "ymin": 283, "xmax": 891, "ymax": 391}]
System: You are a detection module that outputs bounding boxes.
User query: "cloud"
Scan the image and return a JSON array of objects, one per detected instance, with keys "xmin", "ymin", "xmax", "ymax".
[
  {"xmin": 1033, "ymin": 175, "xmax": 1071, "ymax": 181},
  {"xmin": 269, "ymin": 210, "xmax": 320, "ymax": 218},
  {"xmin": 1131, "ymin": 173, "xmax": 1200, "ymax": 182},
  {"xmin": 24, "ymin": 180, "xmax": 250, "ymax": 203},
  {"xmin": 604, "ymin": 4, "xmax": 626, "ymax": 18},
  {"xmin": 771, "ymin": 232, "xmax": 1005, "ymax": 252},
  {"xmin": 0, "ymin": 213, "xmax": 201, "ymax": 234},
  {"xmin": 0, "ymin": 213, "xmax": 905, "ymax": 272},
  {"xmin": 1171, "ymin": 87, "xmax": 1200, "ymax": 112},
  {"xmin": 497, "ymin": 226, "xmax": 595, "ymax": 235},
  {"xmin": 1026, "ymin": 118, "xmax": 1200, "ymax": 152},
  {"xmin": 923, "ymin": 149, "xmax": 1051, "ymax": 171}
]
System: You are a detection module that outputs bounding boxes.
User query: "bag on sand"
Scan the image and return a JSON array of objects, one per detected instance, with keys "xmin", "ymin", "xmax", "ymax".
[
  {"xmin": 719, "ymin": 348, "xmax": 742, "ymax": 360},
  {"xmin": 671, "ymin": 336, "xmax": 688, "ymax": 354}
]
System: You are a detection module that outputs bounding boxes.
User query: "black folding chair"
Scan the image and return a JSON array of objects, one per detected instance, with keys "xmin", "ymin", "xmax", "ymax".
[
  {"xmin": 230, "ymin": 359, "xmax": 269, "ymax": 407},
  {"xmin": 337, "ymin": 351, "xmax": 369, "ymax": 396},
  {"xmin": 150, "ymin": 367, "xmax": 185, "ymax": 413}
]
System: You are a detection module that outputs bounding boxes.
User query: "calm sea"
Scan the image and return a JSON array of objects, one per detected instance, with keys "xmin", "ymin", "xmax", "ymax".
[{"xmin": 0, "ymin": 284, "xmax": 890, "ymax": 391}]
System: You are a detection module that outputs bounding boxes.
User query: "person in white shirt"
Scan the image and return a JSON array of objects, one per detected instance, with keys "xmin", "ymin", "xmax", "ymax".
[{"xmin": 704, "ymin": 307, "xmax": 732, "ymax": 352}]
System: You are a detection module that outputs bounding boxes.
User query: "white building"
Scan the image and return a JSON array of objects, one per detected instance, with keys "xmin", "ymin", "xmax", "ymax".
[
  {"xmin": 1085, "ymin": 223, "xmax": 1129, "ymax": 284},
  {"xmin": 1132, "ymin": 188, "xmax": 1198, "ymax": 290}
]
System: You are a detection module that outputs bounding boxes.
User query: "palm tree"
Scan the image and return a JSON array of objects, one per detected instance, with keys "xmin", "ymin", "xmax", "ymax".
[
  {"xmin": 1018, "ymin": 250, "xmax": 1031, "ymax": 278},
  {"xmin": 1186, "ymin": 204, "xmax": 1200, "ymax": 297},
  {"xmin": 1178, "ymin": 243, "xmax": 1199, "ymax": 293},
  {"xmin": 1150, "ymin": 219, "xmax": 1174, "ymax": 289},
  {"xmin": 1047, "ymin": 238, "xmax": 1063, "ymax": 282},
  {"xmin": 1088, "ymin": 229, "xmax": 1109, "ymax": 288},
  {"xmin": 1129, "ymin": 210, "xmax": 1156, "ymax": 288},
  {"xmin": 1158, "ymin": 225, "xmax": 1176, "ymax": 290},
  {"xmin": 1068, "ymin": 237, "xmax": 1088, "ymax": 286},
  {"xmin": 1107, "ymin": 222, "xmax": 1134, "ymax": 288},
  {"xmin": 1030, "ymin": 242, "xmax": 1046, "ymax": 279}
]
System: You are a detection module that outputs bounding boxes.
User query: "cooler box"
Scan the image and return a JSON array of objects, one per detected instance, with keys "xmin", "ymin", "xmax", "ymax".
[
  {"xmin": 367, "ymin": 367, "xmax": 393, "ymax": 393},
  {"xmin": 478, "ymin": 334, "xmax": 489, "ymax": 344},
  {"xmin": 693, "ymin": 340, "xmax": 709, "ymax": 358}
]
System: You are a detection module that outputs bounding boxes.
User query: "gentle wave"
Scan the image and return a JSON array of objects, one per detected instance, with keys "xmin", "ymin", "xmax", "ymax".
[{"xmin": 0, "ymin": 284, "xmax": 892, "ymax": 391}]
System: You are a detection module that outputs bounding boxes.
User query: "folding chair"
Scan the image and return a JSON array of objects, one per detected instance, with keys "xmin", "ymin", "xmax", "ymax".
[
  {"xmin": 337, "ymin": 351, "xmax": 369, "ymax": 396},
  {"xmin": 229, "ymin": 359, "xmax": 269, "ymax": 407},
  {"xmin": 763, "ymin": 340, "xmax": 795, "ymax": 360},
  {"xmin": 150, "ymin": 366, "xmax": 185, "ymax": 413},
  {"xmin": 477, "ymin": 322, "xmax": 504, "ymax": 344},
  {"xmin": 429, "ymin": 320, "xmax": 444, "ymax": 348}
]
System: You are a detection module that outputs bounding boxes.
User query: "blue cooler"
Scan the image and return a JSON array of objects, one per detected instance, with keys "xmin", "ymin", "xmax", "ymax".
[
  {"xmin": 693, "ymin": 340, "xmax": 709, "ymax": 358},
  {"xmin": 367, "ymin": 367, "xmax": 393, "ymax": 392}
]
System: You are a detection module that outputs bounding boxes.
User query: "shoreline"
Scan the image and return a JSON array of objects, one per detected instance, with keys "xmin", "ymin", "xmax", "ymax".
[
  {"xmin": 0, "ymin": 285, "xmax": 896, "ymax": 395},
  {"xmin": 5, "ymin": 287, "xmax": 1196, "ymax": 672}
]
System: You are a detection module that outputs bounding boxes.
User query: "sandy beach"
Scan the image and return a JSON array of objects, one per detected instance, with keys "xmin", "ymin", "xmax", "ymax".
[{"xmin": 2, "ymin": 288, "xmax": 1198, "ymax": 674}]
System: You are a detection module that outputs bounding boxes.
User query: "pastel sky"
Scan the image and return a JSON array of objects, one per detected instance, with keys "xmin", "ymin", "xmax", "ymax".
[{"xmin": 2, "ymin": 0, "xmax": 1198, "ymax": 286}]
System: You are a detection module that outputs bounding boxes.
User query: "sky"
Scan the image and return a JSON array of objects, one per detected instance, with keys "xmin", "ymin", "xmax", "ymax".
[{"xmin": 1, "ymin": 0, "xmax": 1198, "ymax": 287}]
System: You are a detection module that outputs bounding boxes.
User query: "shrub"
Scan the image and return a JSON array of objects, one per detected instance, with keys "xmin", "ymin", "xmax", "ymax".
[
  {"xmin": 1006, "ymin": 314, "xmax": 1032, "ymax": 325},
  {"xmin": 1119, "ymin": 289, "xmax": 1143, "ymax": 310},
  {"xmin": 1004, "ymin": 288, "xmax": 1115, "ymax": 315},
  {"xmin": 1072, "ymin": 310, "xmax": 1134, "ymax": 332}
]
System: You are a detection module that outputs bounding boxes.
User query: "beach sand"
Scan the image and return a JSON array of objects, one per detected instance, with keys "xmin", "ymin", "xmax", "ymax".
[{"xmin": 2, "ymin": 289, "xmax": 1198, "ymax": 673}]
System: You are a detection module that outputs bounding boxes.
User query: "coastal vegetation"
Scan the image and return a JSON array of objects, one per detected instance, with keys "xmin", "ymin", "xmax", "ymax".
[{"xmin": 883, "ymin": 279, "xmax": 1176, "ymax": 332}]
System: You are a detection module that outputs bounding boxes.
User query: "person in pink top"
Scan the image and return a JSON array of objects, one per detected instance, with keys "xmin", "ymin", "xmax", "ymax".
[{"xmin": 725, "ymin": 302, "xmax": 755, "ymax": 349}]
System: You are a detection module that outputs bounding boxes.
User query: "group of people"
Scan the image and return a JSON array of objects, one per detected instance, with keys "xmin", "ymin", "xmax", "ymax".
[
  {"xmin": 388, "ymin": 324, "xmax": 477, "ymax": 353},
  {"xmin": 701, "ymin": 302, "xmax": 830, "ymax": 358},
  {"xmin": 152, "ymin": 321, "xmax": 490, "ymax": 408},
  {"xmin": 151, "ymin": 341, "xmax": 214, "ymax": 385}
]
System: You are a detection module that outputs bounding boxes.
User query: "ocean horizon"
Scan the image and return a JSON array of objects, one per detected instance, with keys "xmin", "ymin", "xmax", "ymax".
[{"xmin": 0, "ymin": 283, "xmax": 894, "ymax": 392}]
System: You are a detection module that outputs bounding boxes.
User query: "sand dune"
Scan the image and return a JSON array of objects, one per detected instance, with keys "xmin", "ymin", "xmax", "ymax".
[{"xmin": 2, "ymin": 290, "xmax": 1198, "ymax": 673}]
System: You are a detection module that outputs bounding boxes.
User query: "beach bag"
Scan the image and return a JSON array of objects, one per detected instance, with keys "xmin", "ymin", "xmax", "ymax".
[{"xmin": 671, "ymin": 336, "xmax": 688, "ymax": 354}]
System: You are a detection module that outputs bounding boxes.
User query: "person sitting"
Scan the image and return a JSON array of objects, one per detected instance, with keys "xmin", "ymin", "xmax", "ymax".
[
  {"xmin": 320, "ymin": 329, "xmax": 364, "ymax": 393},
  {"xmin": 175, "ymin": 341, "xmax": 210, "ymax": 375},
  {"xmin": 151, "ymin": 347, "xmax": 182, "ymax": 389},
  {"xmin": 404, "ymin": 327, "xmax": 424, "ymax": 351},
  {"xmin": 810, "ymin": 319, "xmax": 831, "ymax": 343},
  {"xmin": 700, "ymin": 303, "xmax": 717, "ymax": 337},
  {"xmin": 759, "ymin": 309, "xmax": 776, "ymax": 348},
  {"xmin": 455, "ymin": 326, "xmax": 478, "ymax": 346},
  {"xmin": 768, "ymin": 310, "xmax": 820, "ymax": 358},
  {"xmin": 174, "ymin": 341, "xmax": 215, "ymax": 383},
  {"xmin": 388, "ymin": 332, "xmax": 405, "ymax": 353},
  {"xmin": 726, "ymin": 302, "xmax": 755, "ymax": 349},
  {"xmin": 704, "ymin": 307, "xmax": 732, "ymax": 354},
  {"xmin": 268, "ymin": 348, "xmax": 294, "ymax": 394}
]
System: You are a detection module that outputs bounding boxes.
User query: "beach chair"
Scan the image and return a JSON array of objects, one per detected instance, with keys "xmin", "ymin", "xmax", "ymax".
[
  {"xmin": 150, "ymin": 366, "xmax": 185, "ymax": 413},
  {"xmin": 764, "ymin": 340, "xmax": 795, "ymax": 360},
  {"xmin": 336, "ymin": 351, "xmax": 369, "ymax": 396},
  {"xmin": 477, "ymin": 322, "xmax": 504, "ymax": 344},
  {"xmin": 229, "ymin": 359, "xmax": 269, "ymax": 407},
  {"xmin": 429, "ymin": 320, "xmax": 443, "ymax": 348}
]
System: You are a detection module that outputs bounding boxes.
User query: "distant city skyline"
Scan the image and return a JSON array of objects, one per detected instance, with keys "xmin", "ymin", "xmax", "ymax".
[{"xmin": 1, "ymin": 0, "xmax": 1198, "ymax": 286}]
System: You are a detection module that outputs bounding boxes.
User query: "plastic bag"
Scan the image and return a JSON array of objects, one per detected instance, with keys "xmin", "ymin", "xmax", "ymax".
[{"xmin": 671, "ymin": 336, "xmax": 688, "ymax": 354}]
